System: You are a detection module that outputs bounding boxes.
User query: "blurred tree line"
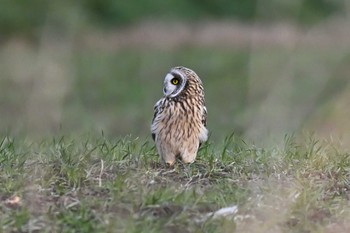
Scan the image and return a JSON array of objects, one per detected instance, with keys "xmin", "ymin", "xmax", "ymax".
[{"xmin": 0, "ymin": 0, "xmax": 344, "ymax": 37}]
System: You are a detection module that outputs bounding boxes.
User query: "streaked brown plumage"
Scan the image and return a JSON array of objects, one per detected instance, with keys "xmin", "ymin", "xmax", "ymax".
[{"xmin": 151, "ymin": 66, "xmax": 208, "ymax": 165}]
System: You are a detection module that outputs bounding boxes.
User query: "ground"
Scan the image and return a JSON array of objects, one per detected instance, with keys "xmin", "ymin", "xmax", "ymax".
[{"xmin": 0, "ymin": 134, "xmax": 349, "ymax": 232}]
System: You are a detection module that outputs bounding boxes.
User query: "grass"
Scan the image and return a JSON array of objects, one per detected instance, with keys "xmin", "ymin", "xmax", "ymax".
[{"xmin": 0, "ymin": 134, "xmax": 349, "ymax": 232}]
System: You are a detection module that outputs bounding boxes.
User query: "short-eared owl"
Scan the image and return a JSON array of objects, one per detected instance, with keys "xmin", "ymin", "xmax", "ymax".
[{"xmin": 151, "ymin": 66, "xmax": 208, "ymax": 165}]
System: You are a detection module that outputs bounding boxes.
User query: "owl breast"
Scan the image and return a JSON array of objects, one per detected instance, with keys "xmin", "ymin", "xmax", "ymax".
[{"xmin": 152, "ymin": 98, "xmax": 205, "ymax": 157}]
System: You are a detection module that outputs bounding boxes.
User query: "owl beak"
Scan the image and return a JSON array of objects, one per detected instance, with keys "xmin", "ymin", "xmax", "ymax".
[{"xmin": 163, "ymin": 86, "xmax": 174, "ymax": 97}]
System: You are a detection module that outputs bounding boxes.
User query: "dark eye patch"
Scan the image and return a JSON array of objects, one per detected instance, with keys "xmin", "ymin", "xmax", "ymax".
[{"xmin": 170, "ymin": 73, "xmax": 182, "ymax": 85}]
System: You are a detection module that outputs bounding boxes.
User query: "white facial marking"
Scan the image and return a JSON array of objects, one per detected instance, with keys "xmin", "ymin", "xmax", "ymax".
[{"xmin": 163, "ymin": 73, "xmax": 177, "ymax": 96}]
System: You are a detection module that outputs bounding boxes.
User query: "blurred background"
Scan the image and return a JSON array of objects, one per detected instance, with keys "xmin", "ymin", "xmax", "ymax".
[{"xmin": 1, "ymin": 0, "xmax": 350, "ymax": 146}]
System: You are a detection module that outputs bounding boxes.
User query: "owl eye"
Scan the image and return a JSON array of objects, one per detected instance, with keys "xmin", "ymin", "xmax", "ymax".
[{"xmin": 171, "ymin": 78, "xmax": 179, "ymax": 85}]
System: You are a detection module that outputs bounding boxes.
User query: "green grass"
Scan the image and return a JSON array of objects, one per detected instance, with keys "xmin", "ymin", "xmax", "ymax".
[{"xmin": 0, "ymin": 134, "xmax": 349, "ymax": 232}]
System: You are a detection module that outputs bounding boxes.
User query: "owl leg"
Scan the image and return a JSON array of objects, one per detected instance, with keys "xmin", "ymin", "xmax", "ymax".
[
  {"xmin": 158, "ymin": 145, "xmax": 176, "ymax": 166},
  {"xmin": 162, "ymin": 152, "xmax": 176, "ymax": 166},
  {"xmin": 180, "ymin": 145, "xmax": 198, "ymax": 164},
  {"xmin": 181, "ymin": 151, "xmax": 197, "ymax": 164}
]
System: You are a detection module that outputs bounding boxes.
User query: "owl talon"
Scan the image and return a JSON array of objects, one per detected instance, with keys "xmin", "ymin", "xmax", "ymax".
[
  {"xmin": 181, "ymin": 155, "xmax": 196, "ymax": 164},
  {"xmin": 165, "ymin": 161, "xmax": 175, "ymax": 167}
]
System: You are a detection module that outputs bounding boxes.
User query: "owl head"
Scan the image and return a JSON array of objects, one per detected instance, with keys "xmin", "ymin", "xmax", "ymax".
[{"xmin": 163, "ymin": 66, "xmax": 203, "ymax": 98}]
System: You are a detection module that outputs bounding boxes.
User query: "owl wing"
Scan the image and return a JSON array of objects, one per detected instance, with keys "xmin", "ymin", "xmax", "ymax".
[{"xmin": 151, "ymin": 99, "xmax": 163, "ymax": 141}]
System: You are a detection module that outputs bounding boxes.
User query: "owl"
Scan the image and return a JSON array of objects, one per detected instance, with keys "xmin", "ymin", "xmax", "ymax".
[{"xmin": 151, "ymin": 66, "xmax": 208, "ymax": 166}]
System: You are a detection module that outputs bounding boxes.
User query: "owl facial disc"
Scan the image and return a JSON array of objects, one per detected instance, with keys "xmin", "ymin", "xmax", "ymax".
[{"xmin": 163, "ymin": 70, "xmax": 187, "ymax": 98}]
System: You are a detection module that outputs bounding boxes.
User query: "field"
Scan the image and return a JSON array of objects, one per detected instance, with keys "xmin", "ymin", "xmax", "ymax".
[
  {"xmin": 0, "ymin": 134, "xmax": 349, "ymax": 232},
  {"xmin": 1, "ymin": 13, "xmax": 350, "ymax": 233},
  {"xmin": 2, "ymin": 23, "xmax": 350, "ymax": 143}
]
